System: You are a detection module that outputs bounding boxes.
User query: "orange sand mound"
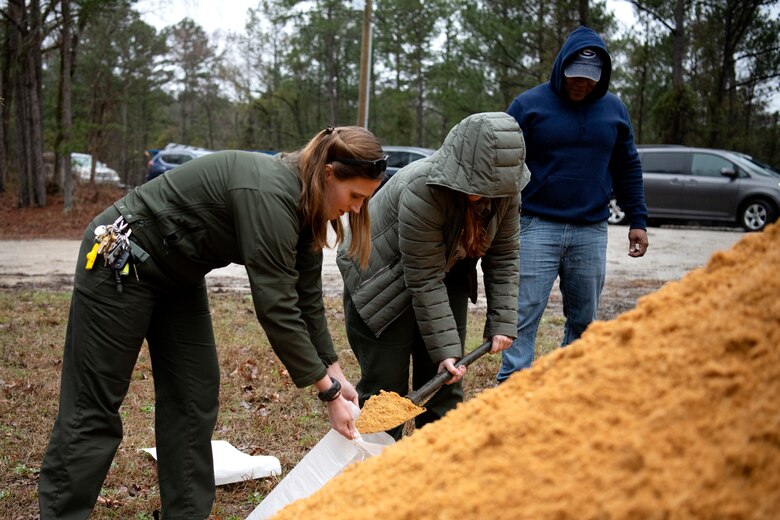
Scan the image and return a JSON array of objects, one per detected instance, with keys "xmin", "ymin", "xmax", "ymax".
[{"xmin": 272, "ymin": 224, "xmax": 780, "ymax": 519}]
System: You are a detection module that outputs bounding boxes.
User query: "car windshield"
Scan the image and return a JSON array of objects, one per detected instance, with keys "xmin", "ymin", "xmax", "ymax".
[
  {"xmin": 747, "ymin": 157, "xmax": 780, "ymax": 177},
  {"xmin": 732, "ymin": 154, "xmax": 780, "ymax": 178}
]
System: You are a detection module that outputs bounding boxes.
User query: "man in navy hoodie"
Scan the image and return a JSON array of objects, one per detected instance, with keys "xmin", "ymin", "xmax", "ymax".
[{"xmin": 498, "ymin": 26, "xmax": 648, "ymax": 382}]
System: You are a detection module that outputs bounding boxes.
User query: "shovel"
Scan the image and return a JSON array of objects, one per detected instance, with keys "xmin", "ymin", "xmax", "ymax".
[{"xmin": 356, "ymin": 340, "xmax": 493, "ymax": 434}]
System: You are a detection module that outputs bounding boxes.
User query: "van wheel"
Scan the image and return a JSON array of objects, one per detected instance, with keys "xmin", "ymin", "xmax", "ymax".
[
  {"xmin": 739, "ymin": 199, "xmax": 775, "ymax": 232},
  {"xmin": 608, "ymin": 199, "xmax": 627, "ymax": 225}
]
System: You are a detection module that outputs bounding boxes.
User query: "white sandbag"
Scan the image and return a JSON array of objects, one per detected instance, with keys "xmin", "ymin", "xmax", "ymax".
[
  {"xmin": 141, "ymin": 440, "xmax": 281, "ymax": 485},
  {"xmin": 246, "ymin": 429, "xmax": 394, "ymax": 520}
]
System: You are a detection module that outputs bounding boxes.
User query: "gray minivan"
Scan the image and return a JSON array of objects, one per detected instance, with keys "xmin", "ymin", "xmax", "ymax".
[{"xmin": 609, "ymin": 146, "xmax": 780, "ymax": 231}]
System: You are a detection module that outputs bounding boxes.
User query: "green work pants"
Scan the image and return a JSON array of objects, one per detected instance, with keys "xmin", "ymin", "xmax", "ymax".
[
  {"xmin": 344, "ymin": 272, "xmax": 469, "ymax": 439},
  {"xmin": 39, "ymin": 207, "xmax": 220, "ymax": 519}
]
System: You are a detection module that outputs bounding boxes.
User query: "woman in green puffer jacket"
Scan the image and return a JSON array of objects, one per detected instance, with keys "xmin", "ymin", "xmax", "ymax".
[{"xmin": 337, "ymin": 112, "xmax": 532, "ymax": 438}]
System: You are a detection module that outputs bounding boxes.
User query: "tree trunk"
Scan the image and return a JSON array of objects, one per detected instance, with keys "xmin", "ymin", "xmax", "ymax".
[
  {"xmin": 0, "ymin": 46, "xmax": 5, "ymax": 194},
  {"xmin": 120, "ymin": 88, "xmax": 127, "ymax": 185},
  {"xmin": 13, "ymin": 61, "xmax": 31, "ymax": 206},
  {"xmin": 29, "ymin": 0, "xmax": 46, "ymax": 206},
  {"xmin": 669, "ymin": 0, "xmax": 686, "ymax": 144},
  {"xmin": 9, "ymin": 0, "xmax": 46, "ymax": 207},
  {"xmin": 57, "ymin": 0, "xmax": 75, "ymax": 211},
  {"xmin": 324, "ymin": 3, "xmax": 339, "ymax": 124},
  {"xmin": 634, "ymin": 20, "xmax": 652, "ymax": 144},
  {"xmin": 578, "ymin": 0, "xmax": 589, "ymax": 27},
  {"xmin": 205, "ymin": 90, "xmax": 215, "ymax": 150},
  {"xmin": 0, "ymin": 13, "xmax": 10, "ymax": 194},
  {"xmin": 89, "ymin": 97, "xmax": 106, "ymax": 186},
  {"xmin": 8, "ymin": 0, "xmax": 30, "ymax": 206}
]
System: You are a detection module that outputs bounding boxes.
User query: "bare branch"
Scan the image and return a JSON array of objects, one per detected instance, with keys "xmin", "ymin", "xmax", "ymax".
[{"xmin": 629, "ymin": 1, "xmax": 676, "ymax": 33}]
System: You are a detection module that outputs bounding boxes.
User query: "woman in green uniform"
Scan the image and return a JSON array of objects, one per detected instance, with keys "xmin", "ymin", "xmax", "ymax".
[
  {"xmin": 337, "ymin": 112, "xmax": 531, "ymax": 439},
  {"xmin": 39, "ymin": 126, "xmax": 385, "ymax": 519}
]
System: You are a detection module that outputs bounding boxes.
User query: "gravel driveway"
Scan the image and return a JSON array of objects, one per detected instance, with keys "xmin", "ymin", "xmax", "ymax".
[{"xmin": 0, "ymin": 225, "xmax": 744, "ymax": 320}]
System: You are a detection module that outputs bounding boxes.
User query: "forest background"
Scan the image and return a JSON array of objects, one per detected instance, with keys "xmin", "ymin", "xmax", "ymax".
[{"xmin": 1, "ymin": 0, "xmax": 779, "ymax": 212}]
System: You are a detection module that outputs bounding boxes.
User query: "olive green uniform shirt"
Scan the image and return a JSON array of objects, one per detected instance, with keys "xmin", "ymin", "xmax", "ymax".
[{"xmin": 115, "ymin": 150, "xmax": 335, "ymax": 387}]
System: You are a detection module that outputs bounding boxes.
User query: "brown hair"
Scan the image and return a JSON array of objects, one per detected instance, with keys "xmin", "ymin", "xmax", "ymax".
[
  {"xmin": 286, "ymin": 125, "xmax": 384, "ymax": 267},
  {"xmin": 461, "ymin": 199, "xmax": 491, "ymax": 257}
]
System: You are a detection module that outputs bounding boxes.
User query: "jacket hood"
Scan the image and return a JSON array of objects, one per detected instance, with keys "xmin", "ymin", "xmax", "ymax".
[
  {"xmin": 550, "ymin": 26, "xmax": 612, "ymax": 101},
  {"xmin": 426, "ymin": 112, "xmax": 531, "ymax": 198}
]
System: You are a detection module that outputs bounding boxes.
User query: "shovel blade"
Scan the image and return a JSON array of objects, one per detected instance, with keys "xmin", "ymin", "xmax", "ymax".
[{"xmin": 356, "ymin": 390, "xmax": 426, "ymax": 434}]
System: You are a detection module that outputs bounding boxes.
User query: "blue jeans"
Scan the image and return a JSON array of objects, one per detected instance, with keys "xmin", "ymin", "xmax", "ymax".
[{"xmin": 497, "ymin": 216, "xmax": 608, "ymax": 382}]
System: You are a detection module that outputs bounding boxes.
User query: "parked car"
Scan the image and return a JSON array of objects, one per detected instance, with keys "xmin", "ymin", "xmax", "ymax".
[
  {"xmin": 609, "ymin": 146, "xmax": 780, "ymax": 231},
  {"xmin": 145, "ymin": 146, "xmax": 213, "ymax": 183},
  {"xmin": 380, "ymin": 145, "xmax": 436, "ymax": 187},
  {"xmin": 71, "ymin": 152, "xmax": 122, "ymax": 186}
]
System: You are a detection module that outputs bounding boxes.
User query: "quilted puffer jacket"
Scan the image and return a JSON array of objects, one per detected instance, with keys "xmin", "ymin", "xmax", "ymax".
[{"xmin": 337, "ymin": 112, "xmax": 532, "ymax": 363}]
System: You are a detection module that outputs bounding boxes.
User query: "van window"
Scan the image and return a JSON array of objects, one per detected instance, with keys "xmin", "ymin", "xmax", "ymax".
[
  {"xmin": 387, "ymin": 152, "xmax": 413, "ymax": 169},
  {"xmin": 161, "ymin": 153, "xmax": 192, "ymax": 165},
  {"xmin": 640, "ymin": 152, "xmax": 688, "ymax": 174},
  {"xmin": 691, "ymin": 153, "xmax": 734, "ymax": 177}
]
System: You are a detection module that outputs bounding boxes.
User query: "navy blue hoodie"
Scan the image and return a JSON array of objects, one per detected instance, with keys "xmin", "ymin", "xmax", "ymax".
[{"xmin": 507, "ymin": 26, "xmax": 647, "ymax": 229}]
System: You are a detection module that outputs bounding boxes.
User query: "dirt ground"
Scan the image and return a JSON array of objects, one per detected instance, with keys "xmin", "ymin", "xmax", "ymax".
[{"xmin": 0, "ymin": 183, "xmax": 744, "ymax": 322}]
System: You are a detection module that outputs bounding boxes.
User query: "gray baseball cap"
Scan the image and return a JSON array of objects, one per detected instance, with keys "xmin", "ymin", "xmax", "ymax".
[{"xmin": 564, "ymin": 49, "xmax": 602, "ymax": 82}]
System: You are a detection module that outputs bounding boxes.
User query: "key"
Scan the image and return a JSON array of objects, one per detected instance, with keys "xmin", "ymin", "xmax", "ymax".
[{"xmin": 97, "ymin": 232, "xmax": 114, "ymax": 255}]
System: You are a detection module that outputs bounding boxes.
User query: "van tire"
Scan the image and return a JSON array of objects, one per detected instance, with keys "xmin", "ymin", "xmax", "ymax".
[
  {"xmin": 608, "ymin": 198, "xmax": 627, "ymax": 225},
  {"xmin": 739, "ymin": 198, "xmax": 776, "ymax": 232}
]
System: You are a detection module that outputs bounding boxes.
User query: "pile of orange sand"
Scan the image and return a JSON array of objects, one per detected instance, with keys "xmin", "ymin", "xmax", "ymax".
[{"xmin": 272, "ymin": 223, "xmax": 780, "ymax": 519}]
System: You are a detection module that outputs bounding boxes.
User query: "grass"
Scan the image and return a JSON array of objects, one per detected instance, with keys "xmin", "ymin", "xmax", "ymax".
[{"xmin": 0, "ymin": 289, "xmax": 565, "ymax": 519}]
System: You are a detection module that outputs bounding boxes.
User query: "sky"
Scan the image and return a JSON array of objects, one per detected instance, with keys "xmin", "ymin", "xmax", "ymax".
[
  {"xmin": 136, "ymin": 0, "xmax": 258, "ymax": 36},
  {"xmin": 137, "ymin": 0, "xmax": 638, "ymax": 36}
]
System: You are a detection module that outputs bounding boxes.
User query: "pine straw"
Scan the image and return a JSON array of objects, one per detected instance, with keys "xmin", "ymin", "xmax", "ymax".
[{"xmin": 0, "ymin": 181, "xmax": 128, "ymax": 240}]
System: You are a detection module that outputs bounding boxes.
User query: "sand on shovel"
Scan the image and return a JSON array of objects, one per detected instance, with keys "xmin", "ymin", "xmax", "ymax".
[
  {"xmin": 356, "ymin": 390, "xmax": 426, "ymax": 434},
  {"xmin": 270, "ymin": 222, "xmax": 780, "ymax": 519}
]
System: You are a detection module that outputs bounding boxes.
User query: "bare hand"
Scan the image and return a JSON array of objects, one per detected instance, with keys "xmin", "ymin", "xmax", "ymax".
[
  {"xmin": 326, "ymin": 396, "xmax": 359, "ymax": 440},
  {"xmin": 628, "ymin": 228, "xmax": 649, "ymax": 257},
  {"xmin": 488, "ymin": 334, "xmax": 513, "ymax": 354},
  {"xmin": 439, "ymin": 357, "xmax": 466, "ymax": 385}
]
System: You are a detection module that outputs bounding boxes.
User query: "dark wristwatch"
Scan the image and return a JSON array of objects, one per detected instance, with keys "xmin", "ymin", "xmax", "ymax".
[{"xmin": 316, "ymin": 377, "xmax": 341, "ymax": 402}]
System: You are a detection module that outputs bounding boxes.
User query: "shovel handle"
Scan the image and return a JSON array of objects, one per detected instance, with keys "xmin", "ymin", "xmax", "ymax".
[{"xmin": 406, "ymin": 340, "xmax": 493, "ymax": 406}]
